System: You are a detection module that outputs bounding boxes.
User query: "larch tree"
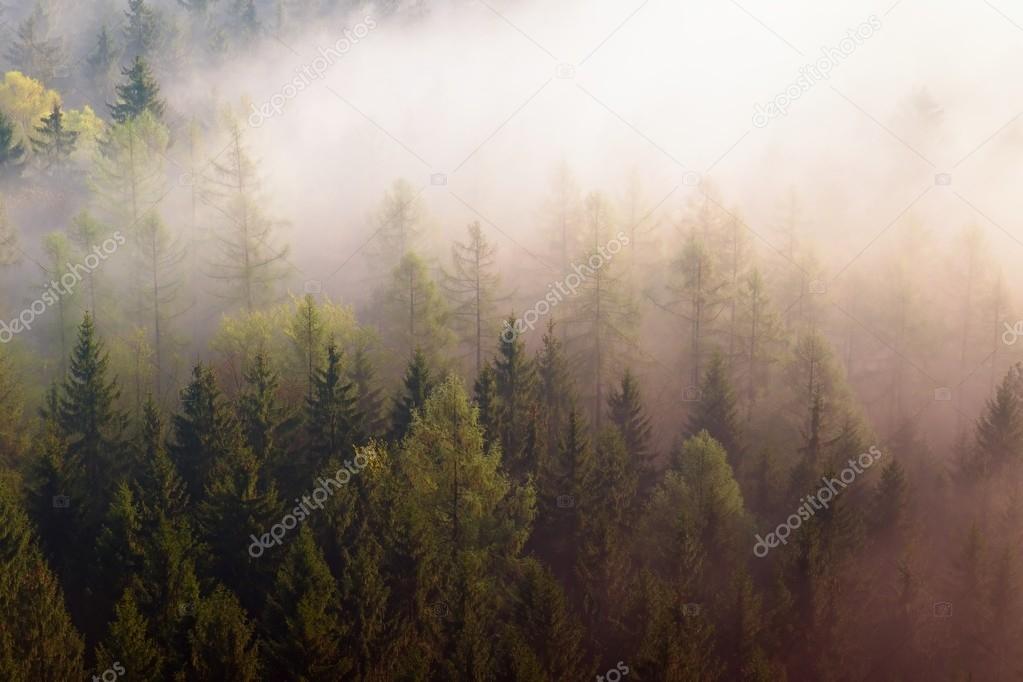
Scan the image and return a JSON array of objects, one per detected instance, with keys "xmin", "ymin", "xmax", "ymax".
[
  {"xmin": 6, "ymin": 3, "xmax": 66, "ymax": 85},
  {"xmin": 567, "ymin": 192, "xmax": 637, "ymax": 431},
  {"xmin": 137, "ymin": 212, "xmax": 187, "ymax": 400},
  {"xmin": 443, "ymin": 221, "xmax": 502, "ymax": 375},
  {"xmin": 203, "ymin": 116, "xmax": 290, "ymax": 312},
  {"xmin": 379, "ymin": 252, "xmax": 451, "ymax": 366},
  {"xmin": 368, "ymin": 178, "xmax": 426, "ymax": 270}
]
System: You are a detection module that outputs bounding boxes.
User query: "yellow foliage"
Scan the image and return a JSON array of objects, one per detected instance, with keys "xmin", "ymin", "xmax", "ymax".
[{"xmin": 0, "ymin": 71, "xmax": 60, "ymax": 142}]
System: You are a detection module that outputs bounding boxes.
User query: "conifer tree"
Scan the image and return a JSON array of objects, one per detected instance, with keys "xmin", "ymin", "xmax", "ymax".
[
  {"xmin": 494, "ymin": 319, "xmax": 538, "ymax": 479},
  {"xmin": 687, "ymin": 352, "xmax": 744, "ymax": 470},
  {"xmin": 204, "ymin": 116, "xmax": 290, "ymax": 311},
  {"xmin": 137, "ymin": 212, "xmax": 186, "ymax": 398},
  {"xmin": 0, "ymin": 481, "xmax": 84, "ymax": 680},
  {"xmin": 380, "ymin": 252, "xmax": 452, "ymax": 365},
  {"xmin": 669, "ymin": 229, "xmax": 727, "ymax": 392},
  {"xmin": 348, "ymin": 344, "xmax": 386, "ymax": 440},
  {"xmin": 473, "ymin": 364, "xmax": 501, "ymax": 453},
  {"xmin": 369, "ymin": 178, "xmax": 426, "ymax": 270},
  {"xmin": 133, "ymin": 397, "xmax": 189, "ymax": 522},
  {"xmin": 443, "ymin": 221, "xmax": 502, "ymax": 374},
  {"xmin": 169, "ymin": 363, "xmax": 242, "ymax": 500},
  {"xmin": 238, "ymin": 352, "xmax": 290, "ymax": 467},
  {"xmin": 607, "ymin": 367, "xmax": 654, "ymax": 489},
  {"xmin": 87, "ymin": 26, "xmax": 120, "ymax": 97},
  {"xmin": 58, "ymin": 314, "xmax": 128, "ymax": 520},
  {"xmin": 31, "ymin": 103, "xmax": 77, "ymax": 176},
  {"xmin": 263, "ymin": 525, "xmax": 352, "ymax": 679},
  {"xmin": 0, "ymin": 110, "xmax": 26, "ymax": 180},
  {"xmin": 186, "ymin": 585, "xmax": 261, "ymax": 681},
  {"xmin": 390, "ymin": 348, "xmax": 434, "ymax": 441},
  {"xmin": 567, "ymin": 192, "xmax": 637, "ymax": 429},
  {"xmin": 972, "ymin": 363, "xmax": 1023, "ymax": 475},
  {"xmin": 67, "ymin": 211, "xmax": 111, "ymax": 322},
  {"xmin": 306, "ymin": 341, "xmax": 359, "ymax": 472},
  {"xmin": 6, "ymin": 4, "xmax": 66, "ymax": 85},
  {"xmin": 123, "ymin": 0, "xmax": 163, "ymax": 61},
  {"xmin": 287, "ymin": 293, "xmax": 325, "ymax": 403},
  {"xmin": 536, "ymin": 319, "xmax": 574, "ymax": 458},
  {"xmin": 111, "ymin": 56, "xmax": 166, "ymax": 123},
  {"xmin": 535, "ymin": 407, "xmax": 591, "ymax": 579},
  {"xmin": 95, "ymin": 590, "xmax": 164, "ymax": 681}
]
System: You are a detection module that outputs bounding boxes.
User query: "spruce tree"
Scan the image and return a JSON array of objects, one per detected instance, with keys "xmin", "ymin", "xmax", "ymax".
[
  {"xmin": 133, "ymin": 397, "xmax": 189, "ymax": 523},
  {"xmin": 473, "ymin": 364, "xmax": 501, "ymax": 454},
  {"xmin": 95, "ymin": 590, "xmax": 164, "ymax": 681},
  {"xmin": 607, "ymin": 367, "xmax": 654, "ymax": 489},
  {"xmin": 123, "ymin": 0, "xmax": 162, "ymax": 60},
  {"xmin": 58, "ymin": 313, "xmax": 128, "ymax": 521},
  {"xmin": 348, "ymin": 344, "xmax": 386, "ymax": 440},
  {"xmin": 536, "ymin": 319, "xmax": 574, "ymax": 460},
  {"xmin": 186, "ymin": 585, "xmax": 261, "ymax": 681},
  {"xmin": 494, "ymin": 319, "xmax": 538, "ymax": 479},
  {"xmin": 110, "ymin": 56, "xmax": 166, "ymax": 123},
  {"xmin": 30, "ymin": 102, "xmax": 78, "ymax": 175},
  {"xmin": 0, "ymin": 481, "xmax": 84, "ymax": 680},
  {"xmin": 687, "ymin": 352, "xmax": 744, "ymax": 471},
  {"xmin": 0, "ymin": 110, "xmax": 27, "ymax": 180},
  {"xmin": 263, "ymin": 525, "xmax": 352, "ymax": 679},
  {"xmin": 87, "ymin": 26, "xmax": 120, "ymax": 97},
  {"xmin": 390, "ymin": 348, "xmax": 434, "ymax": 441},
  {"xmin": 238, "ymin": 352, "xmax": 289, "ymax": 466},
  {"xmin": 305, "ymin": 341, "xmax": 359, "ymax": 474},
  {"xmin": 973, "ymin": 364, "xmax": 1023, "ymax": 475}
]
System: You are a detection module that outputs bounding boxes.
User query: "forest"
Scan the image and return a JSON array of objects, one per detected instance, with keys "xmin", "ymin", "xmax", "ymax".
[{"xmin": 0, "ymin": 0, "xmax": 1022, "ymax": 680}]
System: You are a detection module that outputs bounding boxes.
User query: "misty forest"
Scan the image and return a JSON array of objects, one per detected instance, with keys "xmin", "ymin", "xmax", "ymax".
[{"xmin": 1, "ymin": 0, "xmax": 1022, "ymax": 680}]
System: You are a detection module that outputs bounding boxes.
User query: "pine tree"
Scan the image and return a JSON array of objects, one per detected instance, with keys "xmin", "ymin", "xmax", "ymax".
[
  {"xmin": 186, "ymin": 585, "xmax": 261, "ymax": 681},
  {"xmin": 687, "ymin": 352, "xmax": 744, "ymax": 470},
  {"xmin": 6, "ymin": 4, "xmax": 66, "ymax": 85},
  {"xmin": 30, "ymin": 102, "xmax": 77, "ymax": 175},
  {"xmin": 390, "ymin": 348, "xmax": 435, "ymax": 441},
  {"xmin": 95, "ymin": 590, "xmax": 164, "ymax": 681},
  {"xmin": 58, "ymin": 314, "xmax": 128, "ymax": 521},
  {"xmin": 263, "ymin": 525, "xmax": 352, "ymax": 679},
  {"xmin": 204, "ymin": 116, "xmax": 290, "ymax": 310},
  {"xmin": 0, "ymin": 481, "xmax": 84, "ymax": 680},
  {"xmin": 607, "ymin": 368, "xmax": 654, "ymax": 490},
  {"xmin": 443, "ymin": 221, "xmax": 503, "ymax": 374},
  {"xmin": 0, "ymin": 110, "xmax": 27, "ymax": 180},
  {"xmin": 110, "ymin": 56, "xmax": 166, "ymax": 123}
]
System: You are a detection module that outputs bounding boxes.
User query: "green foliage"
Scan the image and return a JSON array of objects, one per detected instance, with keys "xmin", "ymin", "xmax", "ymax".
[
  {"xmin": 390, "ymin": 348, "xmax": 434, "ymax": 441},
  {"xmin": 110, "ymin": 56, "xmax": 166, "ymax": 123},
  {"xmin": 688, "ymin": 352, "xmax": 744, "ymax": 470},
  {"xmin": 0, "ymin": 110, "xmax": 26, "ymax": 178},
  {"xmin": 30, "ymin": 103, "xmax": 77, "ymax": 175},
  {"xmin": 95, "ymin": 590, "xmax": 164, "ymax": 681}
]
